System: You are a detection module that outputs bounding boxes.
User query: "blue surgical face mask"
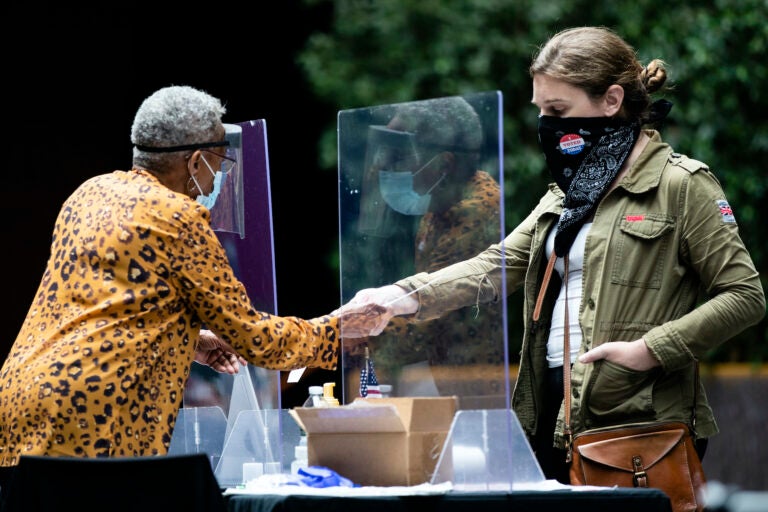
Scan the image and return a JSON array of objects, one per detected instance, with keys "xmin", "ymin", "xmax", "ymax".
[
  {"xmin": 190, "ymin": 154, "xmax": 225, "ymax": 210},
  {"xmin": 378, "ymin": 155, "xmax": 446, "ymax": 216},
  {"xmin": 378, "ymin": 170, "xmax": 431, "ymax": 215}
]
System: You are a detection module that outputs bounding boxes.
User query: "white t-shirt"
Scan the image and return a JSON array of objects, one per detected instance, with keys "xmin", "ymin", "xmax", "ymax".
[{"xmin": 545, "ymin": 222, "xmax": 592, "ymax": 368}]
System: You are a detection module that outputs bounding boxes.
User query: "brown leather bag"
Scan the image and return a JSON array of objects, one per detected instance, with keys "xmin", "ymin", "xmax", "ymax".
[{"xmin": 569, "ymin": 421, "xmax": 707, "ymax": 512}]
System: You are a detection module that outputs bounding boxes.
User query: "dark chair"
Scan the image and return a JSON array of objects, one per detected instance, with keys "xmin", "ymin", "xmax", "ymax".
[{"xmin": 0, "ymin": 453, "xmax": 226, "ymax": 512}]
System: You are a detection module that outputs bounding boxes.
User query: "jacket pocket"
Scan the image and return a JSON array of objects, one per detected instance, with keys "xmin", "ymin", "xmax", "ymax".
[
  {"xmin": 584, "ymin": 360, "xmax": 657, "ymax": 424},
  {"xmin": 610, "ymin": 213, "xmax": 674, "ymax": 289}
]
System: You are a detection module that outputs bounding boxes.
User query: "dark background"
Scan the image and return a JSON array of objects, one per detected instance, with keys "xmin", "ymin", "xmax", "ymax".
[{"xmin": 3, "ymin": 3, "xmax": 341, "ymax": 395}]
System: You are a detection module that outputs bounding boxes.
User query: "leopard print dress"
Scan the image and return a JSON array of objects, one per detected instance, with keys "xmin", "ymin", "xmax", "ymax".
[{"xmin": 0, "ymin": 169, "xmax": 339, "ymax": 465}]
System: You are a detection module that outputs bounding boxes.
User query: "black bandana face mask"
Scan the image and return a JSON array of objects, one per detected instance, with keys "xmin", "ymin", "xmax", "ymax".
[{"xmin": 537, "ymin": 115, "xmax": 640, "ymax": 256}]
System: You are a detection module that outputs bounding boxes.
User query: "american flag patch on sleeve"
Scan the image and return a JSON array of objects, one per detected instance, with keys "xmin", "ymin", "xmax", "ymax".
[{"xmin": 716, "ymin": 199, "xmax": 736, "ymax": 224}]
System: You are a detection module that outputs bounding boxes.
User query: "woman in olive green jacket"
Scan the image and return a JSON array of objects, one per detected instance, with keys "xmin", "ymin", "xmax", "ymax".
[{"xmin": 337, "ymin": 27, "xmax": 765, "ymax": 483}]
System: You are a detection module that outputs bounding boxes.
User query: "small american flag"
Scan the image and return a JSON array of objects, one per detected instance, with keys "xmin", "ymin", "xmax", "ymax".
[{"xmin": 360, "ymin": 346, "xmax": 381, "ymax": 398}]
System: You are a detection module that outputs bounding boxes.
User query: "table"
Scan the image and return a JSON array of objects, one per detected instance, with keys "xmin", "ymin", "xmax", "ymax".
[{"xmin": 225, "ymin": 488, "xmax": 672, "ymax": 512}]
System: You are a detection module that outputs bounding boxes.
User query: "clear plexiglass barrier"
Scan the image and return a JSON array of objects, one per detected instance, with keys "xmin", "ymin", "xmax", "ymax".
[
  {"xmin": 337, "ymin": 91, "xmax": 510, "ymax": 410},
  {"xmin": 337, "ymin": 93, "xmax": 544, "ymax": 489},
  {"xmin": 431, "ymin": 409, "xmax": 545, "ymax": 490}
]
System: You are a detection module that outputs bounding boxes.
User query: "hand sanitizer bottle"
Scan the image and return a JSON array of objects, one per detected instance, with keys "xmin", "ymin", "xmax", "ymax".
[{"xmin": 322, "ymin": 382, "xmax": 340, "ymax": 406}]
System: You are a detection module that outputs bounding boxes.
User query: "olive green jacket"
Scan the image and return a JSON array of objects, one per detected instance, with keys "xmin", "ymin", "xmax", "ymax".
[{"xmin": 396, "ymin": 131, "xmax": 765, "ymax": 446}]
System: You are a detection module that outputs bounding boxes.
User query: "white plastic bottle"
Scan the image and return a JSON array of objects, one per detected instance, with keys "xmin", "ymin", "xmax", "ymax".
[
  {"xmin": 291, "ymin": 435, "xmax": 309, "ymax": 475},
  {"xmin": 302, "ymin": 385, "xmax": 325, "ymax": 407}
]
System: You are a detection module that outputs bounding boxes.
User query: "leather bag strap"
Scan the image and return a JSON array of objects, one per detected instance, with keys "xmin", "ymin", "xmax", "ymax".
[
  {"xmin": 561, "ymin": 255, "xmax": 572, "ymax": 461},
  {"xmin": 532, "ymin": 251, "xmax": 557, "ymax": 324},
  {"xmin": 531, "ymin": 252, "xmax": 575, "ymax": 461},
  {"xmin": 691, "ymin": 359, "xmax": 699, "ymax": 436}
]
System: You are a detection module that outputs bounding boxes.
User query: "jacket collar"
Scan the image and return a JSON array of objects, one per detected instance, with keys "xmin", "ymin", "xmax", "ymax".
[
  {"xmin": 548, "ymin": 182, "xmax": 565, "ymax": 199},
  {"xmin": 616, "ymin": 130, "xmax": 671, "ymax": 194}
]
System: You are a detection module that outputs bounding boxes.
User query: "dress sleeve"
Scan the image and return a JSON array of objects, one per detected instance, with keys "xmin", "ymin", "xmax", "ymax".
[{"xmin": 172, "ymin": 206, "xmax": 339, "ymax": 371}]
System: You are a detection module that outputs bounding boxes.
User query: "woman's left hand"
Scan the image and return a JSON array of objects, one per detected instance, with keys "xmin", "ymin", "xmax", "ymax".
[
  {"xmin": 578, "ymin": 338, "xmax": 660, "ymax": 371},
  {"xmin": 195, "ymin": 329, "xmax": 248, "ymax": 374}
]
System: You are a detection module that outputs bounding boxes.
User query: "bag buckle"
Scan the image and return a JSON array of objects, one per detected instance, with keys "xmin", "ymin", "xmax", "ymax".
[{"xmin": 632, "ymin": 455, "xmax": 648, "ymax": 487}]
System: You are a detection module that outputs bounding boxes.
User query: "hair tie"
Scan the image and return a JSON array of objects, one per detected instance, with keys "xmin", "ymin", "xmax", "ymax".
[{"xmin": 647, "ymin": 99, "xmax": 673, "ymax": 124}]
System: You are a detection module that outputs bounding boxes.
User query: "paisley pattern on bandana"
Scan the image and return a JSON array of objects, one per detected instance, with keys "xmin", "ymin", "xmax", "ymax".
[{"xmin": 555, "ymin": 123, "xmax": 639, "ymax": 255}]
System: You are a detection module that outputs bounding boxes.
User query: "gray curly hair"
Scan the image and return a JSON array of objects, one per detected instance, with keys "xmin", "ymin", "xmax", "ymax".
[
  {"xmin": 131, "ymin": 85, "xmax": 226, "ymax": 172},
  {"xmin": 388, "ymin": 96, "xmax": 483, "ymax": 182},
  {"xmin": 390, "ymin": 96, "xmax": 483, "ymax": 152}
]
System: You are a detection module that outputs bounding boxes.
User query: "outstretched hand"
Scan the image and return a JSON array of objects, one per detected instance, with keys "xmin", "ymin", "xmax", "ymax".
[{"xmin": 195, "ymin": 329, "xmax": 248, "ymax": 374}]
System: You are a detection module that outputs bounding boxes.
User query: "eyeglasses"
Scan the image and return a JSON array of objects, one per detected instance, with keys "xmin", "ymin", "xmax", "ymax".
[{"xmin": 201, "ymin": 149, "xmax": 237, "ymax": 174}]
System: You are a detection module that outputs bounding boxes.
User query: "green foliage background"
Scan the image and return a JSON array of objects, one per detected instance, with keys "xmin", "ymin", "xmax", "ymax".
[{"xmin": 297, "ymin": 0, "xmax": 767, "ymax": 363}]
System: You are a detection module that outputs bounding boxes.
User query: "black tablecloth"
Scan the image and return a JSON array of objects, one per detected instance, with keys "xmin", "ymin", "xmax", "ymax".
[{"xmin": 226, "ymin": 488, "xmax": 672, "ymax": 512}]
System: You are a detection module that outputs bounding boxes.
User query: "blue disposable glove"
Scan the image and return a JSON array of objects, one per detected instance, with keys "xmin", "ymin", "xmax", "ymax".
[{"xmin": 297, "ymin": 466, "xmax": 358, "ymax": 488}]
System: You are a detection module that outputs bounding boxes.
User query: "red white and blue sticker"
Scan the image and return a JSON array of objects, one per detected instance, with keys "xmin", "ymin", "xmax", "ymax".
[
  {"xmin": 716, "ymin": 199, "xmax": 736, "ymax": 223},
  {"xmin": 559, "ymin": 133, "xmax": 585, "ymax": 155}
]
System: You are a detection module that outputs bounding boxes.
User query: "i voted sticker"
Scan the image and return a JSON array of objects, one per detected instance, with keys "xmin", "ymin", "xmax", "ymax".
[{"xmin": 559, "ymin": 133, "xmax": 585, "ymax": 155}]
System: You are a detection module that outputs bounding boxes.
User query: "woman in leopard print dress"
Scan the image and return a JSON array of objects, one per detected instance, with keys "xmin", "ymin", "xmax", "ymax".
[{"xmin": 0, "ymin": 86, "xmax": 370, "ymax": 466}]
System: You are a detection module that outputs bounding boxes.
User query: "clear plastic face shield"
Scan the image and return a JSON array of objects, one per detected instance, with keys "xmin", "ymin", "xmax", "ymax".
[
  {"xmin": 367, "ymin": 125, "xmax": 421, "ymax": 173},
  {"xmin": 208, "ymin": 123, "xmax": 245, "ymax": 237},
  {"xmin": 357, "ymin": 125, "xmax": 422, "ymax": 235}
]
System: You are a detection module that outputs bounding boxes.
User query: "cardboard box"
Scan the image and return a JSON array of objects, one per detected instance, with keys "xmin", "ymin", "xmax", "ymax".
[{"xmin": 289, "ymin": 397, "xmax": 457, "ymax": 487}]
